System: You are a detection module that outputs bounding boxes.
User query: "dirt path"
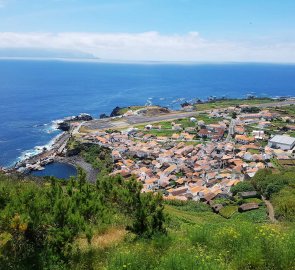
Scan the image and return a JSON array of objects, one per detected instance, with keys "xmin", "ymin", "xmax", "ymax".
[{"xmin": 262, "ymin": 196, "xmax": 278, "ymax": 223}]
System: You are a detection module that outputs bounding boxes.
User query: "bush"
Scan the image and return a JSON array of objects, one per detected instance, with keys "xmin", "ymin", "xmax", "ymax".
[
  {"xmin": 272, "ymin": 187, "xmax": 295, "ymax": 221},
  {"xmin": 230, "ymin": 181, "xmax": 255, "ymax": 196},
  {"xmin": 0, "ymin": 170, "xmax": 102, "ymax": 269},
  {"xmin": 251, "ymin": 168, "xmax": 295, "ymax": 199}
]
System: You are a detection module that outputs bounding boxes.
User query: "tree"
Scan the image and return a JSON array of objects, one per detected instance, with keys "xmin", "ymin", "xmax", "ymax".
[
  {"xmin": 97, "ymin": 175, "xmax": 166, "ymax": 238},
  {"xmin": 230, "ymin": 181, "xmax": 255, "ymax": 195},
  {"xmin": 129, "ymin": 192, "xmax": 166, "ymax": 238},
  {"xmin": 231, "ymin": 112, "xmax": 237, "ymax": 119}
]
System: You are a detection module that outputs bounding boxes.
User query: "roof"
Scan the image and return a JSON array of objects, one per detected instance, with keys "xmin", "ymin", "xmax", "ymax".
[
  {"xmin": 239, "ymin": 203, "xmax": 259, "ymax": 212},
  {"xmin": 235, "ymin": 134, "xmax": 255, "ymax": 142},
  {"xmin": 269, "ymin": 135, "xmax": 295, "ymax": 146}
]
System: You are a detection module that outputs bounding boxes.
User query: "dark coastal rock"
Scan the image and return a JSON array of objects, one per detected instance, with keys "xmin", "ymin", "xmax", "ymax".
[
  {"xmin": 180, "ymin": 101, "xmax": 191, "ymax": 107},
  {"xmin": 58, "ymin": 122, "xmax": 71, "ymax": 131},
  {"xmin": 73, "ymin": 113, "xmax": 93, "ymax": 121},
  {"xmin": 57, "ymin": 113, "xmax": 93, "ymax": 131},
  {"xmin": 110, "ymin": 106, "xmax": 122, "ymax": 117},
  {"xmin": 100, "ymin": 113, "xmax": 109, "ymax": 119}
]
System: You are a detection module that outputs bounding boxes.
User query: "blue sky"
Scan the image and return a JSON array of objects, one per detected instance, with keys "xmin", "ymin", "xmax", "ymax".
[{"xmin": 0, "ymin": 0, "xmax": 295, "ymax": 62}]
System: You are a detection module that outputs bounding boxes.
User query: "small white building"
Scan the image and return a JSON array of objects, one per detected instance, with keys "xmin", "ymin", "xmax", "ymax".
[
  {"xmin": 252, "ymin": 130, "xmax": 265, "ymax": 140},
  {"xmin": 268, "ymin": 135, "xmax": 295, "ymax": 150}
]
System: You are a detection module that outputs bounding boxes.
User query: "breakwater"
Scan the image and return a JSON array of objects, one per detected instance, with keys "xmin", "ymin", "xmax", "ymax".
[{"xmin": 11, "ymin": 131, "xmax": 70, "ymax": 174}]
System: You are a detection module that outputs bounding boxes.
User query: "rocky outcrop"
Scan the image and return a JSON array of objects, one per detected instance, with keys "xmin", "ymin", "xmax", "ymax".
[
  {"xmin": 57, "ymin": 113, "xmax": 93, "ymax": 131},
  {"xmin": 58, "ymin": 122, "xmax": 71, "ymax": 131},
  {"xmin": 110, "ymin": 106, "xmax": 122, "ymax": 117},
  {"xmin": 100, "ymin": 113, "xmax": 109, "ymax": 119},
  {"xmin": 180, "ymin": 101, "xmax": 191, "ymax": 108}
]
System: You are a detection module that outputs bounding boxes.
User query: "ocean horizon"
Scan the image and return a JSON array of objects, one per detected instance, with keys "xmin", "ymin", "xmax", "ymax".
[{"xmin": 1, "ymin": 59, "xmax": 295, "ymax": 167}]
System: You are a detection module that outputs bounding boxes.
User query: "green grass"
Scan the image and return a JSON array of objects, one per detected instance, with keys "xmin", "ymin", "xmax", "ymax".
[
  {"xmin": 273, "ymin": 104, "xmax": 295, "ymax": 117},
  {"xmin": 174, "ymin": 118, "xmax": 197, "ymax": 129},
  {"xmin": 142, "ymin": 130, "xmax": 179, "ymax": 137},
  {"xmin": 117, "ymin": 106, "xmax": 147, "ymax": 115},
  {"xmin": 219, "ymin": 205, "xmax": 238, "ymax": 219},
  {"xmin": 270, "ymin": 158, "xmax": 284, "ymax": 169},
  {"xmin": 135, "ymin": 121, "xmax": 173, "ymax": 130},
  {"xmin": 196, "ymin": 113, "xmax": 223, "ymax": 124},
  {"xmin": 272, "ymin": 187, "xmax": 295, "ymax": 222},
  {"xmin": 242, "ymin": 198, "xmax": 264, "ymax": 204},
  {"xmin": 231, "ymin": 207, "xmax": 268, "ymax": 223},
  {"xmin": 248, "ymin": 149, "xmax": 260, "ymax": 154},
  {"xmin": 70, "ymin": 200, "xmax": 295, "ymax": 270},
  {"xmin": 193, "ymin": 98, "xmax": 275, "ymax": 111}
]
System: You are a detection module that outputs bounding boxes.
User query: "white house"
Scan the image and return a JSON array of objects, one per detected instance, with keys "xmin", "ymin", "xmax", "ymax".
[
  {"xmin": 252, "ymin": 130, "xmax": 265, "ymax": 140},
  {"xmin": 268, "ymin": 135, "xmax": 295, "ymax": 150}
]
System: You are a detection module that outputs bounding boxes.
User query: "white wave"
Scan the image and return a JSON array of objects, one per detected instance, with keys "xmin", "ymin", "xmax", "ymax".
[
  {"xmin": 145, "ymin": 99, "xmax": 153, "ymax": 106},
  {"xmin": 15, "ymin": 133, "xmax": 63, "ymax": 164}
]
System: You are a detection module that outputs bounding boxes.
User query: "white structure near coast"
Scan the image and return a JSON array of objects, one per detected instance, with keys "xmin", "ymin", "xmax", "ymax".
[{"xmin": 268, "ymin": 135, "xmax": 295, "ymax": 150}]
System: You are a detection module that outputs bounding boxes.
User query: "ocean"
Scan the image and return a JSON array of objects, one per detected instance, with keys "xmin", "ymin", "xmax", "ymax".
[{"xmin": 0, "ymin": 60, "xmax": 295, "ymax": 167}]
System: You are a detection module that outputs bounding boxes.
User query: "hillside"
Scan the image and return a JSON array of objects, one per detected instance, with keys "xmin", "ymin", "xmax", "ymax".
[{"xmin": 1, "ymin": 167, "xmax": 295, "ymax": 269}]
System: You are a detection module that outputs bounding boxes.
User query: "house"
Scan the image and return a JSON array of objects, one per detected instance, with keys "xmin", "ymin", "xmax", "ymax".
[
  {"xmin": 234, "ymin": 125, "xmax": 245, "ymax": 135},
  {"xmin": 252, "ymin": 130, "xmax": 265, "ymax": 140},
  {"xmin": 200, "ymin": 192, "xmax": 218, "ymax": 203},
  {"xmin": 168, "ymin": 186, "xmax": 188, "ymax": 196},
  {"xmin": 198, "ymin": 128, "xmax": 224, "ymax": 141},
  {"xmin": 268, "ymin": 135, "xmax": 295, "ymax": 150},
  {"xmin": 238, "ymin": 191, "xmax": 258, "ymax": 199},
  {"xmin": 235, "ymin": 134, "xmax": 255, "ymax": 144},
  {"xmin": 238, "ymin": 203, "xmax": 259, "ymax": 212}
]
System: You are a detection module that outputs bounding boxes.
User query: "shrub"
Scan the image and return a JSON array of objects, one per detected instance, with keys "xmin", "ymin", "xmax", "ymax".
[
  {"xmin": 272, "ymin": 187, "xmax": 295, "ymax": 221},
  {"xmin": 230, "ymin": 181, "xmax": 255, "ymax": 195}
]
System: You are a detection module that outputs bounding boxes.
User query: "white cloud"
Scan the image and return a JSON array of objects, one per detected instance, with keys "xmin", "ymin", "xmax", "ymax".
[{"xmin": 0, "ymin": 31, "xmax": 294, "ymax": 62}]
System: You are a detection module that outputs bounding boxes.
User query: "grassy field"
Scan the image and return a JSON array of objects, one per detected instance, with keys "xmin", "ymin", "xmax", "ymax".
[
  {"xmin": 193, "ymin": 98, "xmax": 275, "ymax": 111},
  {"xmin": 196, "ymin": 113, "xmax": 223, "ymax": 124},
  {"xmin": 142, "ymin": 130, "xmax": 180, "ymax": 137},
  {"xmin": 117, "ymin": 106, "xmax": 147, "ymax": 115},
  {"xmin": 271, "ymin": 104, "xmax": 295, "ymax": 117},
  {"xmin": 71, "ymin": 201, "xmax": 295, "ymax": 270}
]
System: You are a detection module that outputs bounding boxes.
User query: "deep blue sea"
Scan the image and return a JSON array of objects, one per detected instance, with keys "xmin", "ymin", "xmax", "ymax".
[{"xmin": 1, "ymin": 60, "xmax": 295, "ymax": 167}]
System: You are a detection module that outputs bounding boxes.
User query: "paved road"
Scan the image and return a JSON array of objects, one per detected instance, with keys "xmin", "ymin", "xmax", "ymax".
[
  {"xmin": 226, "ymin": 118, "xmax": 236, "ymax": 142},
  {"xmin": 83, "ymin": 99, "xmax": 295, "ymax": 131},
  {"xmin": 84, "ymin": 111, "xmax": 197, "ymax": 130},
  {"xmin": 256, "ymin": 99, "xmax": 295, "ymax": 108}
]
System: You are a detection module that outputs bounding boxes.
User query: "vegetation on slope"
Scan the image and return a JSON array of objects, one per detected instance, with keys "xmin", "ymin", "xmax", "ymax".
[
  {"xmin": 251, "ymin": 168, "xmax": 295, "ymax": 221},
  {"xmin": 0, "ymin": 171, "xmax": 165, "ymax": 269},
  {"xmin": 1, "ymin": 143, "xmax": 295, "ymax": 269}
]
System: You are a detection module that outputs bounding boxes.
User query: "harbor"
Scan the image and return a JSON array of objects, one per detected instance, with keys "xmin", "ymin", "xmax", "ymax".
[{"xmin": 11, "ymin": 131, "xmax": 71, "ymax": 174}]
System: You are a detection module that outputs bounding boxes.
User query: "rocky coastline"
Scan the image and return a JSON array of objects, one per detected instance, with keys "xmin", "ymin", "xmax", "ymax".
[{"xmin": 4, "ymin": 113, "xmax": 93, "ymax": 175}]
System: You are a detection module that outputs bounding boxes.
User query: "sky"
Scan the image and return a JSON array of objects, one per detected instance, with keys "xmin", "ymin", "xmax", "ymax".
[{"xmin": 0, "ymin": 0, "xmax": 295, "ymax": 62}]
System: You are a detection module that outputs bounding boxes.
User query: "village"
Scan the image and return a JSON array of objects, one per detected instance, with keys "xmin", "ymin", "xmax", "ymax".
[{"xmin": 73, "ymin": 102, "xmax": 295, "ymax": 213}]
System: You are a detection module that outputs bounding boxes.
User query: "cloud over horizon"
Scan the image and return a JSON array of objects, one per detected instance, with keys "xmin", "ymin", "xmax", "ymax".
[{"xmin": 0, "ymin": 31, "xmax": 294, "ymax": 63}]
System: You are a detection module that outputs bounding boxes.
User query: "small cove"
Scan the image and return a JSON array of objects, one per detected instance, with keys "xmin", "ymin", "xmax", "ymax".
[{"xmin": 31, "ymin": 162, "xmax": 77, "ymax": 179}]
